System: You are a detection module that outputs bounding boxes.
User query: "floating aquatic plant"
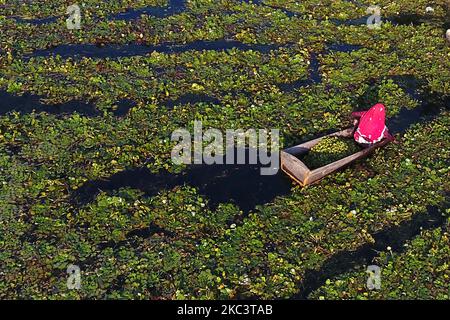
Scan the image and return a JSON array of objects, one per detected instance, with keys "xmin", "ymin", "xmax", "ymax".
[
  {"xmin": 0, "ymin": 0, "xmax": 449, "ymax": 300},
  {"xmin": 303, "ymin": 136, "xmax": 361, "ymax": 169}
]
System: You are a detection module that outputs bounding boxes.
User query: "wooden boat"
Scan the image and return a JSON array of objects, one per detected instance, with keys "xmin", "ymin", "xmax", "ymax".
[{"xmin": 280, "ymin": 128, "xmax": 391, "ymax": 186}]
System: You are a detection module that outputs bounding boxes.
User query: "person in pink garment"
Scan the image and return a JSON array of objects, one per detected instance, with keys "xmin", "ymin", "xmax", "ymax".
[{"xmin": 351, "ymin": 103, "xmax": 395, "ymax": 146}]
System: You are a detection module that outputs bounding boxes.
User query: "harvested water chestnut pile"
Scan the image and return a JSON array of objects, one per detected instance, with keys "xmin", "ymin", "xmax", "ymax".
[{"xmin": 302, "ymin": 136, "xmax": 361, "ymax": 169}]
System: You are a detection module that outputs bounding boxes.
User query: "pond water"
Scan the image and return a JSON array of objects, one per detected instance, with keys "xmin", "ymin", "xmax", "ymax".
[
  {"xmin": 10, "ymin": 0, "xmax": 297, "ymax": 25},
  {"xmin": 327, "ymin": 43, "xmax": 363, "ymax": 52},
  {"xmin": 9, "ymin": 0, "xmax": 186, "ymax": 25},
  {"xmin": 4, "ymin": 26, "xmax": 446, "ymax": 215},
  {"xmin": 332, "ymin": 12, "xmax": 446, "ymax": 27},
  {"xmin": 278, "ymin": 52, "xmax": 320, "ymax": 91},
  {"xmin": 279, "ymin": 44, "xmax": 362, "ymax": 91},
  {"xmin": 12, "ymin": 42, "xmax": 445, "ymax": 136},
  {"xmin": 3, "ymin": 0, "xmax": 450, "ymax": 301},
  {"xmin": 331, "ymin": 16, "xmax": 369, "ymax": 26},
  {"xmin": 6, "ymin": 1, "xmax": 268, "ymax": 27},
  {"xmin": 387, "ymin": 13, "xmax": 435, "ymax": 26},
  {"xmin": 28, "ymin": 40, "xmax": 281, "ymax": 59},
  {"xmin": 16, "ymin": 41, "xmax": 366, "ymax": 118},
  {"xmin": 0, "ymin": 91, "xmax": 138, "ymax": 117},
  {"xmin": 295, "ymin": 203, "xmax": 446, "ymax": 299},
  {"xmin": 111, "ymin": 0, "xmax": 186, "ymax": 20},
  {"xmin": 387, "ymin": 76, "xmax": 449, "ymax": 134},
  {"xmin": 0, "ymin": 91, "xmax": 100, "ymax": 116},
  {"xmin": 10, "ymin": 0, "xmax": 445, "ymax": 32},
  {"xmin": 70, "ymin": 87, "xmax": 449, "ymax": 217},
  {"xmin": 13, "ymin": 16, "xmax": 59, "ymax": 25},
  {"xmin": 164, "ymin": 93, "xmax": 221, "ymax": 108},
  {"xmin": 72, "ymin": 148, "xmax": 294, "ymax": 215}
]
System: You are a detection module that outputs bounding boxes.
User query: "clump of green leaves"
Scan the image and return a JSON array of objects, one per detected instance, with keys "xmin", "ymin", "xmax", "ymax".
[
  {"xmin": 309, "ymin": 215, "xmax": 450, "ymax": 300},
  {"xmin": 303, "ymin": 136, "xmax": 361, "ymax": 169},
  {"xmin": 1, "ymin": 0, "xmax": 450, "ymax": 300}
]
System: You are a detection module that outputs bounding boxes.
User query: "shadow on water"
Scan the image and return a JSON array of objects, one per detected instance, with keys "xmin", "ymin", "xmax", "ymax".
[
  {"xmin": 294, "ymin": 202, "xmax": 448, "ymax": 299},
  {"xmin": 388, "ymin": 99, "xmax": 447, "ymax": 135},
  {"xmin": 73, "ymin": 148, "xmax": 293, "ymax": 214},
  {"xmin": 28, "ymin": 40, "xmax": 281, "ymax": 59}
]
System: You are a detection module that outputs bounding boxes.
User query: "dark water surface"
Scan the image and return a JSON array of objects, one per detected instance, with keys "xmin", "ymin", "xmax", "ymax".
[
  {"xmin": 28, "ymin": 40, "xmax": 281, "ymax": 59},
  {"xmin": 73, "ymin": 148, "xmax": 293, "ymax": 215},
  {"xmin": 295, "ymin": 201, "xmax": 449, "ymax": 299},
  {"xmin": 0, "ymin": 91, "xmax": 138, "ymax": 117},
  {"xmin": 164, "ymin": 94, "xmax": 221, "ymax": 108},
  {"xmin": 13, "ymin": 16, "xmax": 59, "ymax": 25},
  {"xmin": 0, "ymin": 91, "xmax": 99, "ymax": 116},
  {"xmin": 10, "ymin": 0, "xmax": 186, "ymax": 25}
]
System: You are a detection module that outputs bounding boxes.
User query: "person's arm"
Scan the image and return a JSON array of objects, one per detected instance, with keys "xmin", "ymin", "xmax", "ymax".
[
  {"xmin": 351, "ymin": 111, "xmax": 366, "ymax": 128},
  {"xmin": 384, "ymin": 129, "xmax": 396, "ymax": 142},
  {"xmin": 351, "ymin": 111, "xmax": 366, "ymax": 118}
]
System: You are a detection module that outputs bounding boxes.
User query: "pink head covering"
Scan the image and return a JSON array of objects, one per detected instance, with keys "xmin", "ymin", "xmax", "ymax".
[{"xmin": 354, "ymin": 103, "xmax": 388, "ymax": 144}]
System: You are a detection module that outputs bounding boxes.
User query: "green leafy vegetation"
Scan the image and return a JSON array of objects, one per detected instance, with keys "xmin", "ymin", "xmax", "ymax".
[
  {"xmin": 310, "ymin": 215, "xmax": 450, "ymax": 300},
  {"xmin": 0, "ymin": 0, "xmax": 449, "ymax": 299}
]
